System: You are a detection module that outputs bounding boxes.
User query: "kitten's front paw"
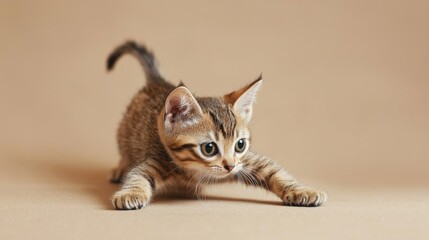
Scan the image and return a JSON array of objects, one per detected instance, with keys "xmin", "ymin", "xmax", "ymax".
[
  {"xmin": 282, "ymin": 187, "xmax": 327, "ymax": 207},
  {"xmin": 112, "ymin": 189, "xmax": 150, "ymax": 210}
]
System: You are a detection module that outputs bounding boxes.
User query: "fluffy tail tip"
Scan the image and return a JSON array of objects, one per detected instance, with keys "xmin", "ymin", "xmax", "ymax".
[
  {"xmin": 106, "ymin": 41, "xmax": 138, "ymax": 71},
  {"xmin": 106, "ymin": 51, "xmax": 119, "ymax": 71}
]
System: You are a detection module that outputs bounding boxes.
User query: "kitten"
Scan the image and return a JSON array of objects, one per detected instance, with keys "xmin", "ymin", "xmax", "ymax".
[{"xmin": 107, "ymin": 41, "xmax": 327, "ymax": 210}]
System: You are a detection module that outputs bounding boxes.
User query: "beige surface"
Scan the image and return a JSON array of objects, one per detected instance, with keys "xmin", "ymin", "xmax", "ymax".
[{"xmin": 1, "ymin": 1, "xmax": 429, "ymax": 239}]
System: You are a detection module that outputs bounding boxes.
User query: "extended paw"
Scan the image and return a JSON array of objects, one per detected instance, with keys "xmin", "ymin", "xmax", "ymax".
[
  {"xmin": 112, "ymin": 189, "xmax": 150, "ymax": 210},
  {"xmin": 282, "ymin": 187, "xmax": 327, "ymax": 207}
]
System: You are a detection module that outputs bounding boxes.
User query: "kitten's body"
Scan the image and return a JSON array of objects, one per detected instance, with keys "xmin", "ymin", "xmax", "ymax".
[{"xmin": 108, "ymin": 41, "xmax": 327, "ymax": 210}]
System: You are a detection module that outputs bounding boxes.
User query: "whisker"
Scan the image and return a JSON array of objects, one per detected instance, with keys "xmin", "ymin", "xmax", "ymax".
[
  {"xmin": 240, "ymin": 169, "xmax": 255, "ymax": 187},
  {"xmin": 161, "ymin": 166, "xmax": 179, "ymax": 178},
  {"xmin": 202, "ymin": 174, "xmax": 213, "ymax": 201},
  {"xmin": 198, "ymin": 173, "xmax": 208, "ymax": 201},
  {"xmin": 238, "ymin": 171, "xmax": 251, "ymax": 187},
  {"xmin": 241, "ymin": 172, "xmax": 250, "ymax": 186},
  {"xmin": 195, "ymin": 171, "xmax": 210, "ymax": 200},
  {"xmin": 238, "ymin": 171, "xmax": 249, "ymax": 186},
  {"xmin": 243, "ymin": 169, "xmax": 262, "ymax": 188},
  {"xmin": 186, "ymin": 174, "xmax": 196, "ymax": 190},
  {"xmin": 248, "ymin": 169, "xmax": 269, "ymax": 189}
]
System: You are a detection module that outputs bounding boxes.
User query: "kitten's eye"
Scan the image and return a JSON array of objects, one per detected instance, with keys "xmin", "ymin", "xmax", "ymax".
[
  {"xmin": 201, "ymin": 142, "xmax": 218, "ymax": 157},
  {"xmin": 235, "ymin": 138, "xmax": 246, "ymax": 153}
]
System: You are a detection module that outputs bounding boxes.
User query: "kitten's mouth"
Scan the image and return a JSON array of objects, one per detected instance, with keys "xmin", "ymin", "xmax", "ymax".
[
  {"xmin": 210, "ymin": 169, "xmax": 241, "ymax": 179},
  {"xmin": 205, "ymin": 164, "xmax": 242, "ymax": 179}
]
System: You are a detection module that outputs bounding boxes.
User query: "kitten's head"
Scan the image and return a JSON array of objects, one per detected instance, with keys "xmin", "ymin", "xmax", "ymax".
[{"xmin": 157, "ymin": 76, "xmax": 262, "ymax": 179}]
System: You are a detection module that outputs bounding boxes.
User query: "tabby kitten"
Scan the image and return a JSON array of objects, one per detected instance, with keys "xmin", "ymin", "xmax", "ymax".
[{"xmin": 107, "ymin": 41, "xmax": 327, "ymax": 210}]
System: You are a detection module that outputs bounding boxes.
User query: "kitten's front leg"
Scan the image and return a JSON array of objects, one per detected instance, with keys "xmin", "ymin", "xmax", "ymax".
[
  {"xmin": 112, "ymin": 164, "xmax": 155, "ymax": 210},
  {"xmin": 241, "ymin": 152, "xmax": 327, "ymax": 207}
]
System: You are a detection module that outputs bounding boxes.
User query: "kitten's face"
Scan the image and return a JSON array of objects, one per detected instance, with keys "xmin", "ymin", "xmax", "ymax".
[
  {"xmin": 158, "ymin": 77, "xmax": 262, "ymax": 179},
  {"xmin": 160, "ymin": 100, "xmax": 251, "ymax": 178}
]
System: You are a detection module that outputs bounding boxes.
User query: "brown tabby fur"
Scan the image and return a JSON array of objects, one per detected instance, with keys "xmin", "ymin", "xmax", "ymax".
[{"xmin": 107, "ymin": 41, "xmax": 327, "ymax": 210}]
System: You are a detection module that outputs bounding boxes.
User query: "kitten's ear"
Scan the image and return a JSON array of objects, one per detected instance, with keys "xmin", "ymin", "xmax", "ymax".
[
  {"xmin": 164, "ymin": 86, "xmax": 203, "ymax": 130},
  {"xmin": 224, "ymin": 75, "xmax": 263, "ymax": 123}
]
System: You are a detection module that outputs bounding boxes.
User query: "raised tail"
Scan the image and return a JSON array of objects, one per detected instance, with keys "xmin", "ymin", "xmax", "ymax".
[{"xmin": 107, "ymin": 41, "xmax": 164, "ymax": 82}]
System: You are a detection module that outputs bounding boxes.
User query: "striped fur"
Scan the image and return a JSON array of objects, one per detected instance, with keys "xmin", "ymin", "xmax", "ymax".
[{"xmin": 108, "ymin": 41, "xmax": 327, "ymax": 210}]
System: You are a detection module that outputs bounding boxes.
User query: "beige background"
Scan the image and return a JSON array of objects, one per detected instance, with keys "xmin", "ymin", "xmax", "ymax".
[{"xmin": 1, "ymin": 1, "xmax": 428, "ymax": 239}]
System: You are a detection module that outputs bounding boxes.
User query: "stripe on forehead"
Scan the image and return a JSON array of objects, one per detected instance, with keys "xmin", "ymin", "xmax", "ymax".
[{"xmin": 197, "ymin": 97, "xmax": 236, "ymax": 138}]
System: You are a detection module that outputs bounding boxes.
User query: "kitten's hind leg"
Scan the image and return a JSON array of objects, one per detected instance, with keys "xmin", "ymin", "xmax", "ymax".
[{"xmin": 109, "ymin": 158, "xmax": 128, "ymax": 184}]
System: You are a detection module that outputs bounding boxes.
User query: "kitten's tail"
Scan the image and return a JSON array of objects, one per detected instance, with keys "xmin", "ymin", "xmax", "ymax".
[{"xmin": 107, "ymin": 41, "xmax": 164, "ymax": 82}]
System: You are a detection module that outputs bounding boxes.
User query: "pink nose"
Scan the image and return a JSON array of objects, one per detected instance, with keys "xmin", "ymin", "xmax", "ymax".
[{"xmin": 224, "ymin": 164, "xmax": 235, "ymax": 172}]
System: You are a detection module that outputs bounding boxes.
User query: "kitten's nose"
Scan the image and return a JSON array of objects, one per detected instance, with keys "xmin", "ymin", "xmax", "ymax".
[{"xmin": 224, "ymin": 164, "xmax": 235, "ymax": 172}]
